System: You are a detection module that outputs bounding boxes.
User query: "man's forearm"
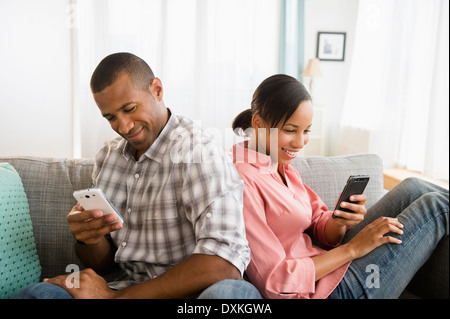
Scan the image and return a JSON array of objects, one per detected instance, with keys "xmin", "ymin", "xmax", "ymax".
[
  {"xmin": 114, "ymin": 254, "xmax": 241, "ymax": 299},
  {"xmin": 75, "ymin": 236, "xmax": 116, "ymax": 275}
]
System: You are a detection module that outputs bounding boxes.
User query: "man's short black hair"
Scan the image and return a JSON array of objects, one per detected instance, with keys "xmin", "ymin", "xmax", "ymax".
[{"xmin": 90, "ymin": 52, "xmax": 155, "ymax": 93}]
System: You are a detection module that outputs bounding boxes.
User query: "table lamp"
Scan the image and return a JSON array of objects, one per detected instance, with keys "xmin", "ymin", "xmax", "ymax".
[{"xmin": 302, "ymin": 58, "xmax": 323, "ymax": 96}]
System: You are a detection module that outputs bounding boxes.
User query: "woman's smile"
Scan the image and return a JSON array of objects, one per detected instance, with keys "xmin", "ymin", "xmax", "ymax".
[{"xmin": 281, "ymin": 147, "xmax": 299, "ymax": 159}]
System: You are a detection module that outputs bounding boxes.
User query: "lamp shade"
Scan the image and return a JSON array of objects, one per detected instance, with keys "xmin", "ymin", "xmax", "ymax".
[{"xmin": 302, "ymin": 58, "xmax": 323, "ymax": 77}]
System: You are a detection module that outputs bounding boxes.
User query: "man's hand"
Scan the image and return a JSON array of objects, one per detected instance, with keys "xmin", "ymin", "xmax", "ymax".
[
  {"xmin": 44, "ymin": 268, "xmax": 117, "ymax": 299},
  {"xmin": 67, "ymin": 204, "xmax": 123, "ymax": 245}
]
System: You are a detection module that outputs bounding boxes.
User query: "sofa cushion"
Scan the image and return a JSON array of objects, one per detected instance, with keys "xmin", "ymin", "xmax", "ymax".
[
  {"xmin": 0, "ymin": 157, "xmax": 94, "ymax": 280},
  {"xmin": 290, "ymin": 154, "xmax": 386, "ymax": 210},
  {"xmin": 0, "ymin": 163, "xmax": 41, "ymax": 298}
]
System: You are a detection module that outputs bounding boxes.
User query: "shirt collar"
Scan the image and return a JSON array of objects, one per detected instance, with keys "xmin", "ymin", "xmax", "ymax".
[
  {"xmin": 122, "ymin": 108, "xmax": 177, "ymax": 163},
  {"xmin": 232, "ymin": 141, "xmax": 272, "ymax": 169}
]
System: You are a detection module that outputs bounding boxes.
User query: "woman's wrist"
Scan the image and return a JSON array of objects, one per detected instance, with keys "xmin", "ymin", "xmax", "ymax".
[{"xmin": 324, "ymin": 215, "xmax": 347, "ymax": 245}]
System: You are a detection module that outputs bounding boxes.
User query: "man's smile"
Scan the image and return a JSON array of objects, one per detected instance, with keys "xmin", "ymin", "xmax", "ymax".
[{"xmin": 126, "ymin": 127, "xmax": 144, "ymax": 142}]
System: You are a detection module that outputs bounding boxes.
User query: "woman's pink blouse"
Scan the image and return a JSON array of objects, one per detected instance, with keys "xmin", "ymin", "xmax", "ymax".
[{"xmin": 233, "ymin": 142, "xmax": 349, "ymax": 299}]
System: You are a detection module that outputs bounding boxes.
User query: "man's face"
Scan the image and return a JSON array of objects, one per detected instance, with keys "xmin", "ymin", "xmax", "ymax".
[{"xmin": 93, "ymin": 73, "xmax": 168, "ymax": 157}]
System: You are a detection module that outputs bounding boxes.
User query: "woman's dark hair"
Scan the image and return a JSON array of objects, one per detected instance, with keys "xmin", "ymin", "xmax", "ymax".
[
  {"xmin": 232, "ymin": 74, "xmax": 311, "ymax": 136},
  {"xmin": 90, "ymin": 52, "xmax": 155, "ymax": 94}
]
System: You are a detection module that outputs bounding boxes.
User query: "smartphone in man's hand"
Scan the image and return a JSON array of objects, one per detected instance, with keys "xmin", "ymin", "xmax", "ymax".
[{"xmin": 73, "ymin": 188, "xmax": 124, "ymax": 224}]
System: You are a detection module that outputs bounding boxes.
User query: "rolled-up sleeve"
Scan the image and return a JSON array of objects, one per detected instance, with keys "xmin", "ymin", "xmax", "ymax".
[
  {"xmin": 304, "ymin": 184, "xmax": 339, "ymax": 247},
  {"xmin": 182, "ymin": 157, "xmax": 250, "ymax": 277},
  {"xmin": 192, "ymin": 190, "xmax": 250, "ymax": 277}
]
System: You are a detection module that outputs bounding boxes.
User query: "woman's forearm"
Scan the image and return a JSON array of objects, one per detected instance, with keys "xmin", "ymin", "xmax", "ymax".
[
  {"xmin": 324, "ymin": 216, "xmax": 347, "ymax": 245},
  {"xmin": 311, "ymin": 243, "xmax": 355, "ymax": 281}
]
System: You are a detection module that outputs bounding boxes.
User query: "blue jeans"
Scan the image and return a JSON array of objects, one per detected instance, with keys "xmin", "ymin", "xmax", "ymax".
[
  {"xmin": 12, "ymin": 279, "xmax": 261, "ymax": 299},
  {"xmin": 328, "ymin": 177, "xmax": 449, "ymax": 299}
]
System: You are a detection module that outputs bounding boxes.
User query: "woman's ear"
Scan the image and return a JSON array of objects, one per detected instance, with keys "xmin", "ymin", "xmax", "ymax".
[{"xmin": 251, "ymin": 113, "xmax": 264, "ymax": 129}]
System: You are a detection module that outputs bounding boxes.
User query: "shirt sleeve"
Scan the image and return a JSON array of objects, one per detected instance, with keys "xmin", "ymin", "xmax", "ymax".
[
  {"xmin": 242, "ymin": 179, "xmax": 317, "ymax": 299},
  {"xmin": 180, "ymin": 149, "xmax": 250, "ymax": 277},
  {"xmin": 303, "ymin": 184, "xmax": 339, "ymax": 247},
  {"xmin": 91, "ymin": 141, "xmax": 109, "ymax": 188}
]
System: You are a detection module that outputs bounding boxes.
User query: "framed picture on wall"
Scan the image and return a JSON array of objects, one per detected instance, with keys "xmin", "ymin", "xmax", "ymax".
[{"xmin": 316, "ymin": 32, "xmax": 346, "ymax": 61}]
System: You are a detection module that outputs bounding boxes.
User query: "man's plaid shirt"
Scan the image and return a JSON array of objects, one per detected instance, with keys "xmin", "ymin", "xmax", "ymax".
[{"xmin": 92, "ymin": 112, "xmax": 250, "ymax": 288}]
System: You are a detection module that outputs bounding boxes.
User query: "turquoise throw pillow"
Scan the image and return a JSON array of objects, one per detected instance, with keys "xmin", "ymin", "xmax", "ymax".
[{"xmin": 0, "ymin": 163, "xmax": 41, "ymax": 299}]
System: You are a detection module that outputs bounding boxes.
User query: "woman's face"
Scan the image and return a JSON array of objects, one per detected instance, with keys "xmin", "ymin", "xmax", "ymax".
[{"xmin": 255, "ymin": 100, "xmax": 313, "ymax": 165}]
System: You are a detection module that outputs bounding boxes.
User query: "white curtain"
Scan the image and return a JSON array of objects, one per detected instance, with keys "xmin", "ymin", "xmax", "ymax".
[
  {"xmin": 338, "ymin": 0, "xmax": 449, "ymax": 181},
  {"xmin": 72, "ymin": 0, "xmax": 280, "ymax": 158}
]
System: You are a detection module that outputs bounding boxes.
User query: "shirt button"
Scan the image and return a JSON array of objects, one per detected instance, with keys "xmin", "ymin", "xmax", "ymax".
[
  {"xmin": 206, "ymin": 213, "xmax": 212, "ymax": 218},
  {"xmin": 134, "ymin": 173, "xmax": 140, "ymax": 179},
  {"xmin": 121, "ymin": 242, "xmax": 127, "ymax": 248},
  {"xmin": 127, "ymin": 208, "xmax": 132, "ymax": 214}
]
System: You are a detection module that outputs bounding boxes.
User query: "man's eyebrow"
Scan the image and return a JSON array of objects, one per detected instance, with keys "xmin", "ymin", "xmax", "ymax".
[{"xmin": 102, "ymin": 102, "xmax": 136, "ymax": 118}]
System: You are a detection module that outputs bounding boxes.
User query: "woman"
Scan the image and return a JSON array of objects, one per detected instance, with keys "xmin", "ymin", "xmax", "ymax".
[{"xmin": 232, "ymin": 74, "xmax": 449, "ymax": 299}]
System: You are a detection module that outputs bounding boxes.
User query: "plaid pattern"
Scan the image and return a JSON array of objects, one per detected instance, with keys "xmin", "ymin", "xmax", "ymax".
[{"xmin": 92, "ymin": 113, "xmax": 249, "ymax": 287}]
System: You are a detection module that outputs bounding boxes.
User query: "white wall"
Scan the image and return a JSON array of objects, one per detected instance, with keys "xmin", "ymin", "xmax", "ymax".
[
  {"xmin": 0, "ymin": 0, "xmax": 72, "ymax": 158},
  {"xmin": 304, "ymin": 0, "xmax": 359, "ymax": 156},
  {"xmin": 0, "ymin": 0, "xmax": 359, "ymax": 159}
]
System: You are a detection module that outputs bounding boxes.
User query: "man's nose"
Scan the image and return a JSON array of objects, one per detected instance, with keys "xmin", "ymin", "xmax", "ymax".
[{"xmin": 117, "ymin": 116, "xmax": 134, "ymax": 135}]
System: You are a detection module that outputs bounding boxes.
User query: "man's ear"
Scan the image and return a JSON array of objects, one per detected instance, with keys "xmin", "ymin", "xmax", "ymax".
[{"xmin": 149, "ymin": 77, "xmax": 163, "ymax": 101}]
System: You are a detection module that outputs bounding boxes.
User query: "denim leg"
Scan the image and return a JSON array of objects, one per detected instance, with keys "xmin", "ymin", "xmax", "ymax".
[
  {"xmin": 345, "ymin": 177, "xmax": 448, "ymax": 239},
  {"xmin": 11, "ymin": 282, "xmax": 73, "ymax": 299},
  {"xmin": 197, "ymin": 279, "xmax": 262, "ymax": 299},
  {"xmin": 329, "ymin": 178, "xmax": 449, "ymax": 299},
  {"xmin": 13, "ymin": 280, "xmax": 261, "ymax": 299}
]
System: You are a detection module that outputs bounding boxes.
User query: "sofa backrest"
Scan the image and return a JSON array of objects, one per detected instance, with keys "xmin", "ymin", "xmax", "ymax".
[
  {"xmin": 1, "ymin": 153, "xmax": 385, "ymax": 281},
  {"xmin": 290, "ymin": 153, "xmax": 385, "ymax": 210}
]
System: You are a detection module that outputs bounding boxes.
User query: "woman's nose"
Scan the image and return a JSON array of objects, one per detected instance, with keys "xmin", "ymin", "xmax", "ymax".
[{"xmin": 292, "ymin": 135, "xmax": 307, "ymax": 149}]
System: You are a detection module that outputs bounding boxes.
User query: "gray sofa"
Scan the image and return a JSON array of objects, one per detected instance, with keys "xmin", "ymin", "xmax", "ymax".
[{"xmin": 0, "ymin": 154, "xmax": 448, "ymax": 298}]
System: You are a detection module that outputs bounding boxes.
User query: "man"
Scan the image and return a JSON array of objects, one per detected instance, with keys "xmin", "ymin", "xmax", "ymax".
[{"xmin": 14, "ymin": 53, "xmax": 260, "ymax": 299}]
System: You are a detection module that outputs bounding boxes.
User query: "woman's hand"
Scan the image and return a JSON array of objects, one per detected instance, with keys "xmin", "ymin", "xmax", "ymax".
[
  {"xmin": 332, "ymin": 194, "xmax": 367, "ymax": 227},
  {"xmin": 315, "ymin": 216, "xmax": 404, "ymax": 281},
  {"xmin": 325, "ymin": 194, "xmax": 367, "ymax": 245},
  {"xmin": 345, "ymin": 217, "xmax": 404, "ymax": 259}
]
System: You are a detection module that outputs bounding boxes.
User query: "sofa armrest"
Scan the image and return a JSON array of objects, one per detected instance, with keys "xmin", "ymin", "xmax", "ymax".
[{"xmin": 406, "ymin": 236, "xmax": 449, "ymax": 299}]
